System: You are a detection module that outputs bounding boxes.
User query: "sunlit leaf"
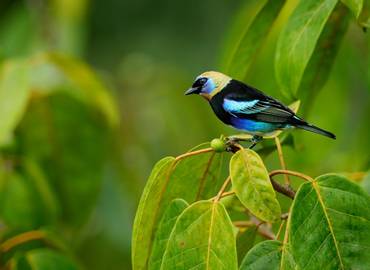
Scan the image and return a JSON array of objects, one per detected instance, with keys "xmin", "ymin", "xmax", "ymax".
[
  {"xmin": 132, "ymin": 157, "xmax": 175, "ymax": 270},
  {"xmin": 225, "ymin": 0, "xmax": 285, "ymax": 80},
  {"xmin": 148, "ymin": 199, "xmax": 188, "ymax": 270},
  {"xmin": 298, "ymin": 4, "xmax": 350, "ymax": 114},
  {"xmin": 132, "ymin": 148, "xmax": 227, "ymax": 270},
  {"xmin": 276, "ymin": 0, "xmax": 338, "ymax": 99},
  {"xmin": 161, "ymin": 201, "xmax": 237, "ymax": 270},
  {"xmin": 31, "ymin": 53, "xmax": 119, "ymax": 127},
  {"xmin": 341, "ymin": 0, "xmax": 363, "ymax": 18},
  {"xmin": 290, "ymin": 174, "xmax": 370, "ymax": 269},
  {"xmin": 230, "ymin": 149, "xmax": 281, "ymax": 222},
  {"xmin": 0, "ymin": 60, "xmax": 30, "ymax": 146}
]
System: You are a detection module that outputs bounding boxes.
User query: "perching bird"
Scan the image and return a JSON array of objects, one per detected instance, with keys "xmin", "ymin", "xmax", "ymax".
[{"xmin": 185, "ymin": 71, "xmax": 335, "ymax": 147}]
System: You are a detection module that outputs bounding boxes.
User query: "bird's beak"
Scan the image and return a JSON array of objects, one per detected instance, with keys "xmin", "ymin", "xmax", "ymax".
[{"xmin": 184, "ymin": 87, "xmax": 199, "ymax": 95}]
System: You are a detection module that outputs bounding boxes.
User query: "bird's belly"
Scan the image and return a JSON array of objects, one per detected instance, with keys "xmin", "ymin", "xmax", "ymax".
[{"xmin": 230, "ymin": 118, "xmax": 281, "ymax": 135}]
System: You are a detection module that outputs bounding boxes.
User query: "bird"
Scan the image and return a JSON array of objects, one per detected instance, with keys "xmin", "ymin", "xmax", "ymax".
[{"xmin": 185, "ymin": 71, "xmax": 335, "ymax": 148}]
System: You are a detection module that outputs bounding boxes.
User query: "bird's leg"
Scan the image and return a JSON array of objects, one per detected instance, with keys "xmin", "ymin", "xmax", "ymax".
[{"xmin": 249, "ymin": 135, "xmax": 263, "ymax": 149}]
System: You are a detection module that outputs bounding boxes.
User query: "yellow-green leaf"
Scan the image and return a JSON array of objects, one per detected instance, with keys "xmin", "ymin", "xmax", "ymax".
[
  {"xmin": 276, "ymin": 0, "xmax": 338, "ymax": 99},
  {"xmin": 230, "ymin": 149, "xmax": 281, "ymax": 222},
  {"xmin": 0, "ymin": 59, "xmax": 30, "ymax": 146},
  {"xmin": 148, "ymin": 199, "xmax": 188, "ymax": 270},
  {"xmin": 341, "ymin": 0, "xmax": 363, "ymax": 18},
  {"xmin": 225, "ymin": 0, "xmax": 285, "ymax": 80},
  {"xmin": 161, "ymin": 201, "xmax": 237, "ymax": 270}
]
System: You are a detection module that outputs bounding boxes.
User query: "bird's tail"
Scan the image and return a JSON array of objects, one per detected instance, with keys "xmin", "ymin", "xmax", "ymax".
[{"xmin": 295, "ymin": 123, "xmax": 336, "ymax": 139}]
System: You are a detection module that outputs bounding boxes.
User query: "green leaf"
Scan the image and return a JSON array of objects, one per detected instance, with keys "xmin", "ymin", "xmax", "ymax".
[
  {"xmin": 17, "ymin": 94, "xmax": 109, "ymax": 227},
  {"xmin": 341, "ymin": 0, "xmax": 363, "ymax": 18},
  {"xmin": 12, "ymin": 249, "xmax": 79, "ymax": 270},
  {"xmin": 298, "ymin": 3, "xmax": 350, "ymax": 113},
  {"xmin": 289, "ymin": 174, "xmax": 370, "ymax": 269},
  {"xmin": 361, "ymin": 171, "xmax": 370, "ymax": 195},
  {"xmin": 132, "ymin": 149, "xmax": 226, "ymax": 270},
  {"xmin": 236, "ymin": 226, "xmax": 258, "ymax": 265},
  {"xmin": 230, "ymin": 149, "xmax": 281, "ymax": 222},
  {"xmin": 276, "ymin": 0, "xmax": 338, "ymax": 99},
  {"xmin": 225, "ymin": 0, "xmax": 285, "ymax": 80},
  {"xmin": 0, "ymin": 59, "xmax": 30, "ymax": 146},
  {"xmin": 30, "ymin": 53, "xmax": 119, "ymax": 127},
  {"xmin": 161, "ymin": 201, "xmax": 237, "ymax": 270},
  {"xmin": 148, "ymin": 199, "xmax": 189, "ymax": 270},
  {"xmin": 132, "ymin": 157, "xmax": 175, "ymax": 270},
  {"xmin": 240, "ymin": 240, "xmax": 295, "ymax": 270},
  {"xmin": 0, "ymin": 172, "xmax": 39, "ymax": 228}
]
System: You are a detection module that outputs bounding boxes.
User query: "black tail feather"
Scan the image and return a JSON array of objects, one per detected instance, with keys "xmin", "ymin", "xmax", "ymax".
[{"xmin": 295, "ymin": 123, "xmax": 336, "ymax": 139}]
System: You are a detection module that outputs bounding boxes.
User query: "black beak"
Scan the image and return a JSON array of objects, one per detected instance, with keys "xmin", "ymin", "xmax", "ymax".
[{"xmin": 184, "ymin": 87, "xmax": 199, "ymax": 95}]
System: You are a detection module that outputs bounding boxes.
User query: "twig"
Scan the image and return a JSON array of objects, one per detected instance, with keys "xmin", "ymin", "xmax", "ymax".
[
  {"xmin": 274, "ymin": 137, "xmax": 290, "ymax": 185},
  {"xmin": 270, "ymin": 178, "xmax": 296, "ymax": 199},
  {"xmin": 233, "ymin": 221, "xmax": 275, "ymax": 240},
  {"xmin": 214, "ymin": 177, "xmax": 231, "ymax": 202},
  {"xmin": 269, "ymin": 169, "xmax": 314, "ymax": 182},
  {"xmin": 175, "ymin": 148, "xmax": 213, "ymax": 161},
  {"xmin": 233, "ymin": 221, "xmax": 254, "ymax": 228},
  {"xmin": 1, "ymin": 230, "xmax": 46, "ymax": 252},
  {"xmin": 218, "ymin": 191, "xmax": 235, "ymax": 199},
  {"xmin": 276, "ymin": 220, "xmax": 286, "ymax": 240}
]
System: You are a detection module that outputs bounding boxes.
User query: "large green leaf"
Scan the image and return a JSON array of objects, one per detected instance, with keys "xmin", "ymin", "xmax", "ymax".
[
  {"xmin": 230, "ymin": 149, "xmax": 281, "ymax": 222},
  {"xmin": 298, "ymin": 3, "xmax": 350, "ymax": 113},
  {"xmin": 289, "ymin": 174, "xmax": 370, "ymax": 269},
  {"xmin": 0, "ymin": 59, "xmax": 30, "ymax": 146},
  {"xmin": 16, "ymin": 93, "xmax": 108, "ymax": 227},
  {"xmin": 161, "ymin": 201, "xmax": 237, "ymax": 270},
  {"xmin": 276, "ymin": 0, "xmax": 338, "ymax": 99},
  {"xmin": 132, "ymin": 148, "xmax": 226, "ymax": 270},
  {"xmin": 148, "ymin": 199, "xmax": 188, "ymax": 270},
  {"xmin": 132, "ymin": 157, "xmax": 175, "ymax": 270},
  {"xmin": 236, "ymin": 226, "xmax": 258, "ymax": 265},
  {"xmin": 31, "ymin": 53, "xmax": 119, "ymax": 127},
  {"xmin": 225, "ymin": 0, "xmax": 285, "ymax": 80},
  {"xmin": 240, "ymin": 240, "xmax": 295, "ymax": 270},
  {"xmin": 341, "ymin": 0, "xmax": 363, "ymax": 18},
  {"xmin": 11, "ymin": 249, "xmax": 79, "ymax": 270}
]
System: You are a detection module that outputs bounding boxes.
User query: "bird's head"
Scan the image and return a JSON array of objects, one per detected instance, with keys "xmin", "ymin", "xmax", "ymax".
[{"xmin": 185, "ymin": 71, "xmax": 231, "ymax": 100}]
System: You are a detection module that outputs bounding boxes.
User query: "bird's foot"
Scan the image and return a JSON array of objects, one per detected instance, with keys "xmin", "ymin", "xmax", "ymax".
[
  {"xmin": 225, "ymin": 135, "xmax": 263, "ymax": 151},
  {"xmin": 248, "ymin": 135, "xmax": 263, "ymax": 149}
]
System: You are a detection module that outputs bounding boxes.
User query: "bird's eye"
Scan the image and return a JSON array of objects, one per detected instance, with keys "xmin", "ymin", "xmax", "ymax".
[{"xmin": 193, "ymin": 77, "xmax": 208, "ymax": 88}]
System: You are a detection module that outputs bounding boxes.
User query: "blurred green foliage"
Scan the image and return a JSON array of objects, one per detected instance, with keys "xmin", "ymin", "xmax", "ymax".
[{"xmin": 0, "ymin": 0, "xmax": 369, "ymax": 269}]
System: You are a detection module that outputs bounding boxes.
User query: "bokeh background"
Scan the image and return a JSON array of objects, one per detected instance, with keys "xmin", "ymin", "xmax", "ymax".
[{"xmin": 0, "ymin": 0, "xmax": 369, "ymax": 269}]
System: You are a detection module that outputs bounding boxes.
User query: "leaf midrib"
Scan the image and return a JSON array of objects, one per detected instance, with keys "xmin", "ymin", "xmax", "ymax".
[{"xmin": 312, "ymin": 181, "xmax": 344, "ymax": 270}]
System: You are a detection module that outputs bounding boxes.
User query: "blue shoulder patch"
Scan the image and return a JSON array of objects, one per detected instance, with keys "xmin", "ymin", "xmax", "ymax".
[{"xmin": 223, "ymin": 99, "xmax": 260, "ymax": 114}]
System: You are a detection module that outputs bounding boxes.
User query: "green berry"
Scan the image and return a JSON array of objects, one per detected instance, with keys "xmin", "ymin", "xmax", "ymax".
[{"xmin": 211, "ymin": 138, "xmax": 226, "ymax": 152}]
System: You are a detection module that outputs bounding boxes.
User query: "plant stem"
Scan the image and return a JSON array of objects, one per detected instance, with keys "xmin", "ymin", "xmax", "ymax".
[
  {"xmin": 0, "ymin": 230, "xmax": 46, "ymax": 252},
  {"xmin": 276, "ymin": 220, "xmax": 286, "ymax": 240},
  {"xmin": 269, "ymin": 169, "xmax": 314, "ymax": 182},
  {"xmin": 234, "ymin": 221, "xmax": 275, "ymax": 240},
  {"xmin": 219, "ymin": 191, "xmax": 235, "ymax": 199},
  {"xmin": 274, "ymin": 137, "xmax": 290, "ymax": 185},
  {"xmin": 175, "ymin": 148, "xmax": 214, "ymax": 161},
  {"xmin": 215, "ymin": 176, "xmax": 231, "ymax": 202},
  {"xmin": 270, "ymin": 178, "xmax": 296, "ymax": 199}
]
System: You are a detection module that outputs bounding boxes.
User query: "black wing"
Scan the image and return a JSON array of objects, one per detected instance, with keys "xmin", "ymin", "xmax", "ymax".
[{"xmin": 221, "ymin": 80, "xmax": 296, "ymax": 123}]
